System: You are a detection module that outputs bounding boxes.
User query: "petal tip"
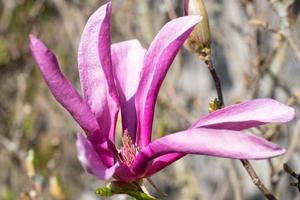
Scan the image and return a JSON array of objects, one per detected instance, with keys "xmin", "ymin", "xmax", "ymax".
[
  {"xmin": 29, "ymin": 34, "xmax": 36, "ymax": 42},
  {"xmin": 278, "ymin": 147, "xmax": 286, "ymax": 156},
  {"xmin": 29, "ymin": 34, "xmax": 39, "ymax": 48},
  {"xmin": 289, "ymin": 107, "xmax": 296, "ymax": 120},
  {"xmin": 256, "ymin": 140, "xmax": 286, "ymax": 159},
  {"xmin": 268, "ymin": 146, "xmax": 286, "ymax": 159},
  {"xmin": 29, "ymin": 34, "xmax": 47, "ymax": 54},
  {"xmin": 104, "ymin": 1, "xmax": 112, "ymax": 15}
]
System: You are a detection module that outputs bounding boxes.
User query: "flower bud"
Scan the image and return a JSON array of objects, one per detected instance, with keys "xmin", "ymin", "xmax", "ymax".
[
  {"xmin": 208, "ymin": 98, "xmax": 222, "ymax": 113},
  {"xmin": 184, "ymin": 0, "xmax": 211, "ymax": 61}
]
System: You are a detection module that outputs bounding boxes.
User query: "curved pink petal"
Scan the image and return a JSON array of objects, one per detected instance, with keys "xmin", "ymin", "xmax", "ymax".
[
  {"xmin": 135, "ymin": 15, "xmax": 202, "ymax": 148},
  {"xmin": 192, "ymin": 98, "xmax": 295, "ymax": 130},
  {"xmin": 30, "ymin": 35, "xmax": 100, "ymax": 138},
  {"xmin": 111, "ymin": 40, "xmax": 146, "ymax": 140},
  {"xmin": 78, "ymin": 2, "xmax": 118, "ymax": 144},
  {"xmin": 140, "ymin": 98, "xmax": 295, "ymax": 176},
  {"xmin": 143, "ymin": 153, "xmax": 182, "ymax": 177},
  {"xmin": 132, "ymin": 128, "xmax": 285, "ymax": 176},
  {"xmin": 76, "ymin": 133, "xmax": 118, "ymax": 180}
]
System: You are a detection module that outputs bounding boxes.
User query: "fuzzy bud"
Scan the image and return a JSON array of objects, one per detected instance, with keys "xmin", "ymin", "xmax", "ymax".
[
  {"xmin": 208, "ymin": 98, "xmax": 222, "ymax": 113},
  {"xmin": 184, "ymin": 0, "xmax": 211, "ymax": 61}
]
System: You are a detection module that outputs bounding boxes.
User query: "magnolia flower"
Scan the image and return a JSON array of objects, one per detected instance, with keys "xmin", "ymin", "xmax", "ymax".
[{"xmin": 30, "ymin": 2, "xmax": 294, "ymax": 184}]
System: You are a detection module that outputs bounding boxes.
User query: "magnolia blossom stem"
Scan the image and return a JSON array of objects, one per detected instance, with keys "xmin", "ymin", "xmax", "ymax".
[
  {"xmin": 205, "ymin": 59, "xmax": 224, "ymax": 107},
  {"xmin": 241, "ymin": 160, "xmax": 277, "ymax": 200},
  {"xmin": 205, "ymin": 59, "xmax": 277, "ymax": 199}
]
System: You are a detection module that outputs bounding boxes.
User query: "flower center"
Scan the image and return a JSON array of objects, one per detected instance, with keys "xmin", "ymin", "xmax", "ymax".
[{"xmin": 118, "ymin": 130, "xmax": 138, "ymax": 166}]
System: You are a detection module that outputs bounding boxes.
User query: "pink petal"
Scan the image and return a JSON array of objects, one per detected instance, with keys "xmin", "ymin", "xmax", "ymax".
[
  {"xmin": 113, "ymin": 163, "xmax": 138, "ymax": 183},
  {"xmin": 111, "ymin": 40, "xmax": 146, "ymax": 140},
  {"xmin": 132, "ymin": 128, "xmax": 285, "ymax": 176},
  {"xmin": 76, "ymin": 133, "xmax": 118, "ymax": 180},
  {"xmin": 78, "ymin": 2, "xmax": 118, "ymax": 144},
  {"xmin": 140, "ymin": 98, "xmax": 295, "ymax": 176},
  {"xmin": 192, "ymin": 98, "xmax": 295, "ymax": 130},
  {"xmin": 143, "ymin": 153, "xmax": 182, "ymax": 177},
  {"xmin": 135, "ymin": 15, "xmax": 202, "ymax": 147},
  {"xmin": 30, "ymin": 35, "xmax": 100, "ymax": 138}
]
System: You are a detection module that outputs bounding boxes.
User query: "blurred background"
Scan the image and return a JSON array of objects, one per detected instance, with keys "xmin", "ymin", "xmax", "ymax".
[{"xmin": 1, "ymin": 0, "xmax": 300, "ymax": 199}]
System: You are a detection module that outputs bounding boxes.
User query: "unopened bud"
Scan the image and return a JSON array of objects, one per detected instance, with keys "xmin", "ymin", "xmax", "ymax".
[
  {"xmin": 208, "ymin": 98, "xmax": 222, "ymax": 113},
  {"xmin": 184, "ymin": 0, "xmax": 211, "ymax": 61}
]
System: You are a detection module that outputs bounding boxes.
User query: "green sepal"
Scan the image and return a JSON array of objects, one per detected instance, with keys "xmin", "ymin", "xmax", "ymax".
[
  {"xmin": 96, "ymin": 181, "xmax": 159, "ymax": 200},
  {"xmin": 95, "ymin": 186, "xmax": 114, "ymax": 197},
  {"xmin": 125, "ymin": 190, "xmax": 158, "ymax": 200},
  {"xmin": 208, "ymin": 98, "xmax": 222, "ymax": 112}
]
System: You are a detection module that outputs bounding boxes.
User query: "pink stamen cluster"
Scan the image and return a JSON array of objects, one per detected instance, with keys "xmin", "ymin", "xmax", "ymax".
[{"xmin": 119, "ymin": 131, "xmax": 138, "ymax": 166}]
